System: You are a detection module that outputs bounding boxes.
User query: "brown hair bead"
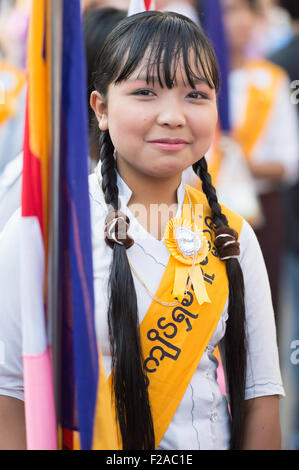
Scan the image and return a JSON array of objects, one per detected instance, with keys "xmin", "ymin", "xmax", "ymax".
[
  {"xmin": 214, "ymin": 226, "xmax": 240, "ymax": 260},
  {"xmin": 104, "ymin": 210, "xmax": 134, "ymax": 249}
]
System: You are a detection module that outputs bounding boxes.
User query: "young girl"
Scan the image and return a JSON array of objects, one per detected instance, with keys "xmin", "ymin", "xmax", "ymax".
[
  {"xmin": 219, "ymin": 0, "xmax": 299, "ymax": 327},
  {"xmin": 0, "ymin": 11, "xmax": 284, "ymax": 450}
]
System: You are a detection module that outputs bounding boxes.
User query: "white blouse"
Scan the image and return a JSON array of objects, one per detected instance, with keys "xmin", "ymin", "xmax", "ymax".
[
  {"xmin": 0, "ymin": 165, "xmax": 285, "ymax": 450},
  {"xmin": 0, "ymin": 153, "xmax": 22, "ymax": 232}
]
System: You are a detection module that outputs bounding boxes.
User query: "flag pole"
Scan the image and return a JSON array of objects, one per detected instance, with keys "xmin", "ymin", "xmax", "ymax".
[{"xmin": 47, "ymin": 0, "xmax": 63, "ymax": 445}]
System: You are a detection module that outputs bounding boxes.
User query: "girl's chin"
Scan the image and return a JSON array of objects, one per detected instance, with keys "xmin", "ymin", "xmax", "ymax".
[
  {"xmin": 145, "ymin": 160, "xmax": 188, "ymax": 178},
  {"xmin": 146, "ymin": 167, "xmax": 184, "ymax": 179}
]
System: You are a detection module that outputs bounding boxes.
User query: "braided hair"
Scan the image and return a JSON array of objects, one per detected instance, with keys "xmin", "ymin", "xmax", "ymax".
[
  {"xmin": 93, "ymin": 11, "xmax": 246, "ymax": 450},
  {"xmin": 193, "ymin": 157, "xmax": 246, "ymax": 450},
  {"xmin": 100, "ymin": 130, "xmax": 155, "ymax": 449}
]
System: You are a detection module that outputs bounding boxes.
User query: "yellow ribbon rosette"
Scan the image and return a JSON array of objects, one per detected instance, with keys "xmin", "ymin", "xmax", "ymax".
[{"xmin": 164, "ymin": 217, "xmax": 210, "ymax": 305}]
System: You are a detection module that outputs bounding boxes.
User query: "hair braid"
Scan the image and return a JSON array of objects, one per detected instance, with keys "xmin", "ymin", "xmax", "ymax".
[
  {"xmin": 99, "ymin": 130, "xmax": 155, "ymax": 450},
  {"xmin": 193, "ymin": 157, "xmax": 247, "ymax": 450},
  {"xmin": 100, "ymin": 130, "xmax": 119, "ymax": 209},
  {"xmin": 195, "ymin": 157, "xmax": 228, "ymax": 227}
]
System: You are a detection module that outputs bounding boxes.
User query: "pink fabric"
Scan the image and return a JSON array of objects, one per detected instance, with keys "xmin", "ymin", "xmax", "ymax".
[
  {"xmin": 23, "ymin": 346, "xmax": 57, "ymax": 450},
  {"xmin": 217, "ymin": 359, "xmax": 226, "ymax": 397}
]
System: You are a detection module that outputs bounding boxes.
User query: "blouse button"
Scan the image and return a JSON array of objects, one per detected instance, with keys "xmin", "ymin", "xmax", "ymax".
[{"xmin": 210, "ymin": 411, "xmax": 218, "ymax": 422}]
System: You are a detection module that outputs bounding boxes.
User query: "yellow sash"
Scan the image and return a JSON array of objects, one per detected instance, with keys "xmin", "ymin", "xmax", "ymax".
[
  {"xmin": 233, "ymin": 60, "xmax": 285, "ymax": 160},
  {"xmin": 205, "ymin": 60, "xmax": 285, "ymax": 187},
  {"xmin": 0, "ymin": 61, "xmax": 26, "ymax": 126},
  {"xmin": 91, "ymin": 185, "xmax": 243, "ymax": 450}
]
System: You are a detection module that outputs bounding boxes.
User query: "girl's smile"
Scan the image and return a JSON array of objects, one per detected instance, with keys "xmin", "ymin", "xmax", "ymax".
[{"xmin": 148, "ymin": 140, "xmax": 188, "ymax": 151}]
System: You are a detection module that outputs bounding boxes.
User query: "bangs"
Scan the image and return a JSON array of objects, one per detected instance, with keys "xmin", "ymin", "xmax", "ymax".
[{"xmin": 103, "ymin": 11, "xmax": 219, "ymax": 92}]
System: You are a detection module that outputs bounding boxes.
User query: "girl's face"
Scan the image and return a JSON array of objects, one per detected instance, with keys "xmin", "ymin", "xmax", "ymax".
[
  {"xmin": 221, "ymin": 0, "xmax": 257, "ymax": 54},
  {"xmin": 91, "ymin": 55, "xmax": 218, "ymax": 180}
]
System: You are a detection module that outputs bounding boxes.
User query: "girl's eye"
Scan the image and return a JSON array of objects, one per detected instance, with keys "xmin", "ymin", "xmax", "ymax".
[
  {"xmin": 132, "ymin": 89, "xmax": 209, "ymax": 99},
  {"xmin": 187, "ymin": 91, "xmax": 209, "ymax": 100},
  {"xmin": 133, "ymin": 89, "xmax": 156, "ymax": 97}
]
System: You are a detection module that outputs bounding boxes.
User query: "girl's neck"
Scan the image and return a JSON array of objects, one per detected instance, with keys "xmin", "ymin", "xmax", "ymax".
[
  {"xmin": 117, "ymin": 161, "xmax": 182, "ymax": 208},
  {"xmin": 117, "ymin": 161, "xmax": 182, "ymax": 241},
  {"xmin": 230, "ymin": 50, "xmax": 247, "ymax": 71}
]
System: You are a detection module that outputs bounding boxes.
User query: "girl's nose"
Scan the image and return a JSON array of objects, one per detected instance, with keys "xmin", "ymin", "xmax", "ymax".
[{"xmin": 156, "ymin": 98, "xmax": 186, "ymax": 128}]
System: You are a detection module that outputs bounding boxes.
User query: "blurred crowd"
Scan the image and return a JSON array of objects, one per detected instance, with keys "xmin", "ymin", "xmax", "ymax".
[{"xmin": 0, "ymin": 0, "xmax": 298, "ymax": 450}]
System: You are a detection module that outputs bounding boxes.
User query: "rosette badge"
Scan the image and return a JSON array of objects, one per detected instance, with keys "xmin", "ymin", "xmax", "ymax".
[
  {"xmin": 164, "ymin": 218, "xmax": 211, "ymax": 305},
  {"xmin": 176, "ymin": 225, "xmax": 202, "ymax": 257}
]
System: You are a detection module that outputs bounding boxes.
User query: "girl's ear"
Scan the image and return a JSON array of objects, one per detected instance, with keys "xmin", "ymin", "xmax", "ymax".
[{"xmin": 90, "ymin": 91, "xmax": 108, "ymax": 131}]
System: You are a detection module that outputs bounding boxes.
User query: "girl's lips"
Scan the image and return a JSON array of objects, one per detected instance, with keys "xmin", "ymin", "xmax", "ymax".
[{"xmin": 149, "ymin": 140, "xmax": 188, "ymax": 151}]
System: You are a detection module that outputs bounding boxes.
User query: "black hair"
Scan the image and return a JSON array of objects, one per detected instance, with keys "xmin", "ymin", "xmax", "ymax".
[
  {"xmin": 192, "ymin": 157, "xmax": 246, "ymax": 450},
  {"xmin": 93, "ymin": 10, "xmax": 246, "ymax": 450},
  {"xmin": 279, "ymin": 0, "xmax": 299, "ymax": 19},
  {"xmin": 83, "ymin": 7, "xmax": 127, "ymax": 162}
]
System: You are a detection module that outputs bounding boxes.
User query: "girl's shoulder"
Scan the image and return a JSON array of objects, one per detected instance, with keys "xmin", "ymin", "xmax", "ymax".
[
  {"xmin": 0, "ymin": 207, "xmax": 22, "ymax": 247},
  {"xmin": 245, "ymin": 58, "xmax": 286, "ymax": 79},
  {"xmin": 0, "ymin": 208, "xmax": 22, "ymax": 295}
]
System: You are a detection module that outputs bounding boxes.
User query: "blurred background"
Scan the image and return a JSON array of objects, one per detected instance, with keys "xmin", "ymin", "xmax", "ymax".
[{"xmin": 0, "ymin": 0, "xmax": 298, "ymax": 450}]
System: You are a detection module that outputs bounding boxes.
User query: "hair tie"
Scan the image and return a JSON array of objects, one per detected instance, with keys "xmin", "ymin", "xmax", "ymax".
[
  {"xmin": 104, "ymin": 210, "xmax": 134, "ymax": 249},
  {"xmin": 214, "ymin": 226, "xmax": 240, "ymax": 261}
]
